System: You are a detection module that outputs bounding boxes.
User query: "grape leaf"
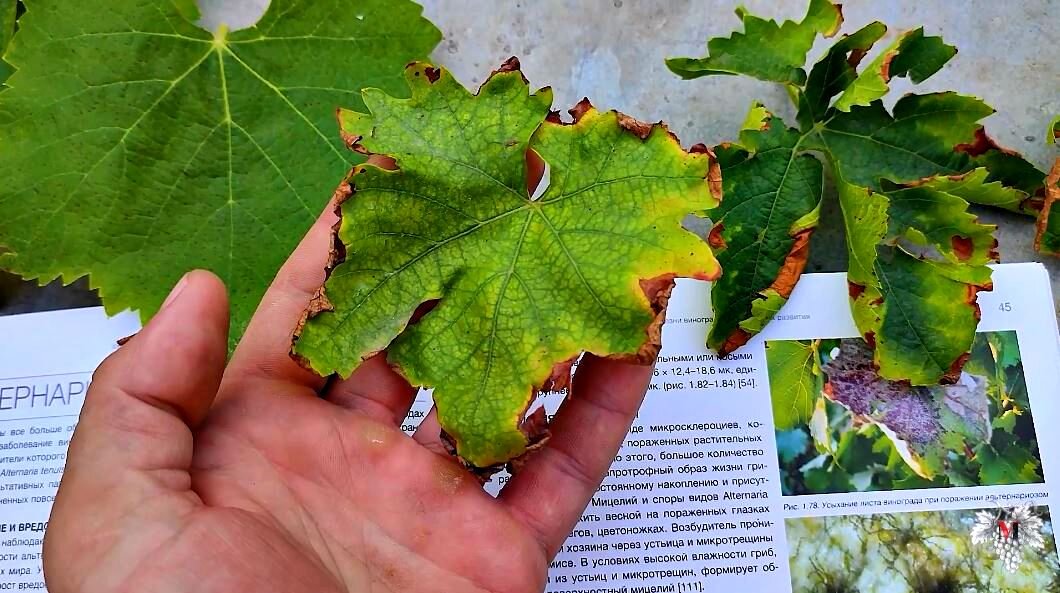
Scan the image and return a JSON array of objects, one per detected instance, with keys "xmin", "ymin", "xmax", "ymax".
[
  {"xmin": 765, "ymin": 339, "xmax": 818, "ymax": 431},
  {"xmin": 0, "ymin": 0, "xmax": 440, "ymax": 347},
  {"xmin": 0, "ymin": 0, "xmax": 18, "ymax": 83},
  {"xmin": 796, "ymin": 21, "xmax": 886, "ymax": 127},
  {"xmin": 665, "ymin": 0, "xmax": 842, "ymax": 84},
  {"xmin": 976, "ymin": 438, "xmax": 1041, "ymax": 485},
  {"xmin": 667, "ymin": 0, "xmax": 1022, "ymax": 383},
  {"xmin": 292, "ymin": 61, "xmax": 721, "ymax": 468},
  {"xmin": 706, "ymin": 106, "xmax": 823, "ymax": 353},
  {"xmin": 832, "ymin": 27, "xmax": 955, "ymax": 112},
  {"xmin": 1035, "ymin": 159, "xmax": 1060, "ymax": 256},
  {"xmin": 823, "ymin": 339, "xmax": 997, "ymax": 481}
]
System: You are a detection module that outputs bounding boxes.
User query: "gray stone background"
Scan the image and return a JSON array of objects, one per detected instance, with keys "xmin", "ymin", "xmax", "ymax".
[{"xmin": 2, "ymin": 0, "xmax": 1058, "ymax": 316}]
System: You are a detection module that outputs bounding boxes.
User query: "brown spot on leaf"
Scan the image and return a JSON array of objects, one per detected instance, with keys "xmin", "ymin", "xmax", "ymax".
[
  {"xmin": 718, "ymin": 329, "xmax": 752, "ymax": 356},
  {"xmin": 689, "ymin": 143, "xmax": 723, "ymax": 201},
  {"xmin": 569, "ymin": 97, "xmax": 594, "ymax": 122},
  {"xmin": 423, "ymin": 66, "xmax": 441, "ymax": 83},
  {"xmin": 847, "ymin": 47, "xmax": 869, "ymax": 68},
  {"xmin": 864, "ymin": 331, "xmax": 876, "ymax": 349},
  {"xmin": 769, "ymin": 230, "xmax": 813, "ymax": 298},
  {"xmin": 848, "ymin": 282, "xmax": 866, "ymax": 299},
  {"xmin": 878, "ymin": 50, "xmax": 897, "ymax": 82},
  {"xmin": 616, "ymin": 113, "xmax": 654, "ymax": 140},
  {"xmin": 542, "ymin": 355, "xmax": 577, "ymax": 394},
  {"xmin": 941, "ymin": 351, "xmax": 970, "ymax": 384},
  {"xmin": 955, "ymin": 127, "xmax": 1011, "ymax": 158},
  {"xmin": 707, "ymin": 223, "xmax": 727, "ymax": 250},
  {"xmin": 951, "ymin": 235, "xmax": 974, "ymax": 261}
]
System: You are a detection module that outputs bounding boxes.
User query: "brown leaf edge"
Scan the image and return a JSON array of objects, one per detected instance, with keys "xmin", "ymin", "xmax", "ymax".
[
  {"xmin": 713, "ymin": 227, "xmax": 814, "ymax": 356},
  {"xmin": 1034, "ymin": 158, "xmax": 1060, "ymax": 255},
  {"xmin": 290, "ymin": 58, "xmax": 721, "ymax": 472}
]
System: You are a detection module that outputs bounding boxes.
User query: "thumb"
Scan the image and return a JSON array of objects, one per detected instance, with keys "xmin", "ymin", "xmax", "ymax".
[{"xmin": 45, "ymin": 271, "xmax": 228, "ymax": 574}]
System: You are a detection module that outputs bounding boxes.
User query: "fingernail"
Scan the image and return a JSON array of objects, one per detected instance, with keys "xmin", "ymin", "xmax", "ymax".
[{"xmin": 160, "ymin": 273, "xmax": 190, "ymax": 311}]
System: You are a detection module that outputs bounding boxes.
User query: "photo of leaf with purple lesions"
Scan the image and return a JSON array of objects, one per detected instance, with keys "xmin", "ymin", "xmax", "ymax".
[{"xmin": 766, "ymin": 332, "xmax": 1042, "ymax": 495}]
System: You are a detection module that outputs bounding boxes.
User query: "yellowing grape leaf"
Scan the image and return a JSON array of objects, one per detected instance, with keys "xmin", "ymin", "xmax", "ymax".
[
  {"xmin": 292, "ymin": 60, "xmax": 721, "ymax": 468},
  {"xmin": 668, "ymin": 0, "xmax": 1024, "ymax": 384},
  {"xmin": 0, "ymin": 0, "xmax": 440, "ymax": 347}
]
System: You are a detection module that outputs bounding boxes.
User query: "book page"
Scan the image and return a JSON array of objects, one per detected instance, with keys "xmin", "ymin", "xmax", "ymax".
[{"xmin": 1, "ymin": 263, "xmax": 1057, "ymax": 591}]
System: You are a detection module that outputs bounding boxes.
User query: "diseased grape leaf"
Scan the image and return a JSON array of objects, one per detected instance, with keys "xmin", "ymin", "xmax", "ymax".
[
  {"xmin": 667, "ymin": 0, "xmax": 1028, "ymax": 383},
  {"xmin": 765, "ymin": 339, "xmax": 819, "ymax": 431},
  {"xmin": 832, "ymin": 27, "xmax": 955, "ymax": 112},
  {"xmin": 806, "ymin": 92, "xmax": 992, "ymax": 191},
  {"xmin": 796, "ymin": 21, "xmax": 886, "ymax": 128},
  {"xmin": 823, "ymin": 339, "xmax": 996, "ymax": 480},
  {"xmin": 921, "ymin": 168, "xmax": 1038, "ymax": 216},
  {"xmin": 706, "ymin": 106, "xmax": 823, "ymax": 353},
  {"xmin": 292, "ymin": 60, "xmax": 721, "ymax": 468},
  {"xmin": 665, "ymin": 0, "xmax": 841, "ymax": 84},
  {"xmin": 840, "ymin": 176, "xmax": 998, "ymax": 384},
  {"xmin": 0, "ymin": 0, "xmax": 440, "ymax": 347},
  {"xmin": 1034, "ymin": 159, "xmax": 1060, "ymax": 256}
]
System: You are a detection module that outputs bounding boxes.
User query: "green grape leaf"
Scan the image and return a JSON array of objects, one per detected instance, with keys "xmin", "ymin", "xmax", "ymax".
[
  {"xmin": 292, "ymin": 61, "xmax": 721, "ymax": 468},
  {"xmin": 707, "ymin": 107, "xmax": 824, "ymax": 353},
  {"xmin": 1035, "ymin": 159, "xmax": 1060, "ymax": 256},
  {"xmin": 797, "ymin": 21, "xmax": 887, "ymax": 127},
  {"xmin": 833, "ymin": 27, "xmax": 955, "ymax": 112},
  {"xmin": 665, "ymin": 0, "xmax": 842, "ymax": 84},
  {"xmin": 0, "ymin": 0, "xmax": 440, "ymax": 347},
  {"xmin": 0, "ymin": 0, "xmax": 19, "ymax": 83},
  {"xmin": 808, "ymin": 93, "xmax": 993, "ymax": 191},
  {"xmin": 765, "ymin": 339, "xmax": 818, "ymax": 431},
  {"xmin": 976, "ymin": 438, "xmax": 1041, "ymax": 485},
  {"xmin": 920, "ymin": 168, "xmax": 1038, "ymax": 216}
]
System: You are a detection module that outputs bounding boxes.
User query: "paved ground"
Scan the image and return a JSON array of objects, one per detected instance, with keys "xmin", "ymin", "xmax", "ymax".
[{"xmin": 2, "ymin": 0, "xmax": 1057, "ymax": 315}]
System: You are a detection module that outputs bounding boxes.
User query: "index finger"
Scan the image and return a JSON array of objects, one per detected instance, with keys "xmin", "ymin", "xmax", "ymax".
[
  {"xmin": 499, "ymin": 354, "xmax": 652, "ymax": 557},
  {"xmin": 224, "ymin": 190, "xmax": 341, "ymax": 392}
]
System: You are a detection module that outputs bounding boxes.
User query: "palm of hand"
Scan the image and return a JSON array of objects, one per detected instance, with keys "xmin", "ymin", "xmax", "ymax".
[{"xmin": 44, "ymin": 211, "xmax": 649, "ymax": 593}]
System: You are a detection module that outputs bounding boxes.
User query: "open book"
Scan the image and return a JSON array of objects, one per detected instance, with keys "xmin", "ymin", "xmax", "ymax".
[{"xmin": 2, "ymin": 263, "xmax": 1058, "ymax": 592}]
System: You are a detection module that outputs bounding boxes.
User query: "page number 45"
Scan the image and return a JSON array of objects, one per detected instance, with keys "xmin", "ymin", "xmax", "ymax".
[{"xmin": 998, "ymin": 302, "xmax": 1013, "ymax": 312}]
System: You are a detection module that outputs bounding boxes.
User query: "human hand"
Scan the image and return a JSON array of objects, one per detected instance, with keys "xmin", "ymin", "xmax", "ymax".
[{"xmin": 42, "ymin": 200, "xmax": 652, "ymax": 592}]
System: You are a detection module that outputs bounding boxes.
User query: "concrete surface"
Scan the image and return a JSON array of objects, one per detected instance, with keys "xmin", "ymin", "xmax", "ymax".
[{"xmin": 2, "ymin": 0, "xmax": 1058, "ymax": 315}]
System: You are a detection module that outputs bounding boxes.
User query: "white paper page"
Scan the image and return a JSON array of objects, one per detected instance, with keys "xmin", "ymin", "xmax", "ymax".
[
  {"xmin": 0, "ymin": 308, "xmax": 139, "ymax": 589},
  {"xmin": 2, "ymin": 263, "xmax": 1058, "ymax": 592}
]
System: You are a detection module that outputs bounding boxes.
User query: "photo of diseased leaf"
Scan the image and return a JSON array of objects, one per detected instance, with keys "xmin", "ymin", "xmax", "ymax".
[
  {"xmin": 0, "ymin": 0, "xmax": 440, "ymax": 347},
  {"xmin": 767, "ymin": 333, "xmax": 1043, "ymax": 496},
  {"xmin": 292, "ymin": 60, "xmax": 721, "ymax": 468},
  {"xmin": 666, "ymin": 0, "xmax": 1036, "ymax": 383}
]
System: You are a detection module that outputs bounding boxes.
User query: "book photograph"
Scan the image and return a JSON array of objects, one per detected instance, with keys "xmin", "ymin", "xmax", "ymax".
[
  {"xmin": 768, "ymin": 331, "xmax": 1043, "ymax": 496},
  {"xmin": 786, "ymin": 506, "xmax": 1059, "ymax": 592}
]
